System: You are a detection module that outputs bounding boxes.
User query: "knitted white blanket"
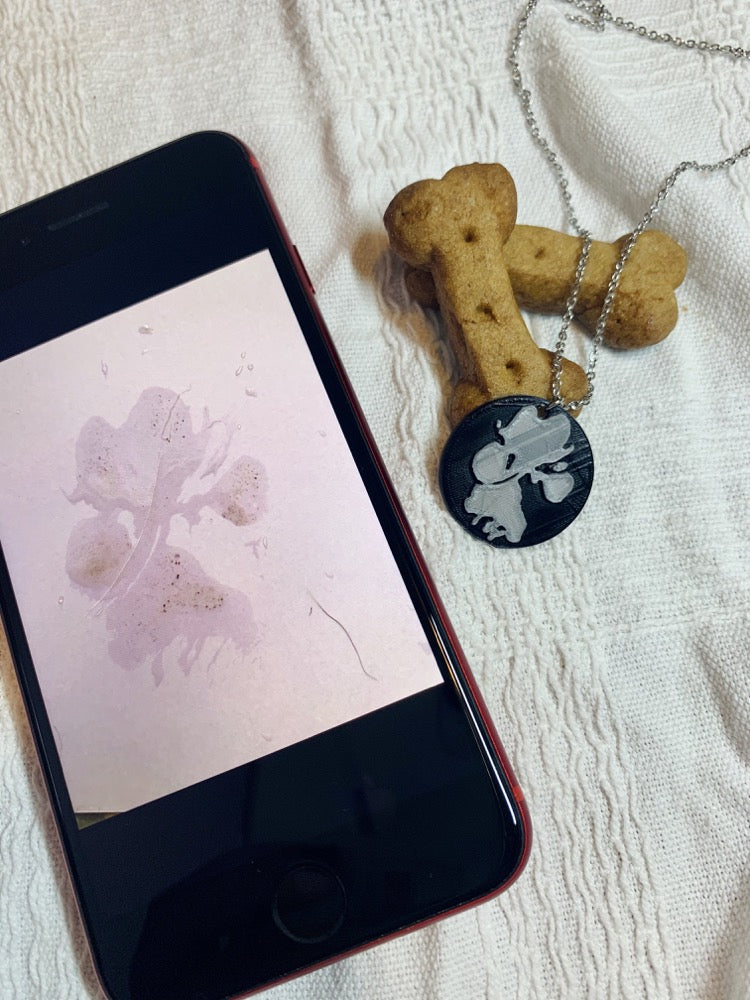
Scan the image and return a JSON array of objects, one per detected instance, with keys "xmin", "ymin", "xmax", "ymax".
[{"xmin": 1, "ymin": 2, "xmax": 748, "ymax": 998}]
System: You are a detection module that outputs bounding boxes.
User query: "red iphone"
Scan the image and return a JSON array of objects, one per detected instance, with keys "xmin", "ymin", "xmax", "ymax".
[{"xmin": 0, "ymin": 132, "xmax": 529, "ymax": 1000}]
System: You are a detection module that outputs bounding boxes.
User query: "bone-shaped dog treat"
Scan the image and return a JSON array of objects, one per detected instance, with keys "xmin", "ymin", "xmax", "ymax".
[
  {"xmin": 384, "ymin": 164, "xmax": 588, "ymax": 424},
  {"xmin": 404, "ymin": 225, "xmax": 687, "ymax": 350}
]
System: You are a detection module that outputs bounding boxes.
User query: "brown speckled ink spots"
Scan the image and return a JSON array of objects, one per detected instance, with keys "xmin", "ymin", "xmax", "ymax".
[
  {"xmin": 211, "ymin": 455, "xmax": 267, "ymax": 526},
  {"xmin": 65, "ymin": 387, "xmax": 268, "ymax": 684},
  {"xmin": 66, "ymin": 516, "xmax": 133, "ymax": 594}
]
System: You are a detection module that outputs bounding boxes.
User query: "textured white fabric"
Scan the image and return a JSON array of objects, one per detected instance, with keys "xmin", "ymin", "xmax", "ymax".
[{"xmin": 1, "ymin": 1, "xmax": 749, "ymax": 998}]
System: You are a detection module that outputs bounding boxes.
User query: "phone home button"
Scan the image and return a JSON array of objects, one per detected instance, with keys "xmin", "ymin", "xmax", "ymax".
[{"xmin": 272, "ymin": 862, "xmax": 346, "ymax": 944}]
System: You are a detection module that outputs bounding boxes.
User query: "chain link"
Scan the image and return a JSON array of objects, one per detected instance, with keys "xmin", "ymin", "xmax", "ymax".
[
  {"xmin": 562, "ymin": 0, "xmax": 750, "ymax": 58},
  {"xmin": 509, "ymin": 0, "xmax": 750, "ymax": 412}
]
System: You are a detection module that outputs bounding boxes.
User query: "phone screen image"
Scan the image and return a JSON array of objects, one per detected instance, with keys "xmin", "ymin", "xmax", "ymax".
[{"xmin": 0, "ymin": 248, "xmax": 442, "ymax": 826}]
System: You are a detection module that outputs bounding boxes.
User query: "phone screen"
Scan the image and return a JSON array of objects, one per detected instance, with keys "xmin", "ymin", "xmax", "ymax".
[{"xmin": 0, "ymin": 247, "xmax": 442, "ymax": 825}]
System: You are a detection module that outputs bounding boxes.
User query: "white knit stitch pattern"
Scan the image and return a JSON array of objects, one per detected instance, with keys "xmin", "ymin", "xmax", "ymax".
[{"xmin": 1, "ymin": 2, "xmax": 749, "ymax": 999}]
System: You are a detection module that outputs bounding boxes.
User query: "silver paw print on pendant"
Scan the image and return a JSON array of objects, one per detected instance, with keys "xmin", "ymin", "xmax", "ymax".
[{"xmin": 439, "ymin": 396, "xmax": 594, "ymax": 548}]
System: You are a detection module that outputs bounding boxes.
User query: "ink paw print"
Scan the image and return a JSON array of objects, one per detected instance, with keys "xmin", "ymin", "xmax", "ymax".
[{"xmin": 65, "ymin": 387, "xmax": 268, "ymax": 684}]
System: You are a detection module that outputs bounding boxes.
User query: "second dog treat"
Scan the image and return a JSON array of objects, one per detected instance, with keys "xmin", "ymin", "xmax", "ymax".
[{"xmin": 405, "ymin": 225, "xmax": 687, "ymax": 349}]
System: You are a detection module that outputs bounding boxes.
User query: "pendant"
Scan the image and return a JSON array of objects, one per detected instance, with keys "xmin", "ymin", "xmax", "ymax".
[{"xmin": 439, "ymin": 396, "xmax": 594, "ymax": 548}]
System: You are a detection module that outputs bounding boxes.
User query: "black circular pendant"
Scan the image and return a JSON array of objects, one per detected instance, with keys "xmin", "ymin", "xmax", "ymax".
[{"xmin": 439, "ymin": 395, "xmax": 594, "ymax": 548}]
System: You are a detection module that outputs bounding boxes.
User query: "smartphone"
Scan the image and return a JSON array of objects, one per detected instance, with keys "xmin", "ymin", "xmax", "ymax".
[{"xmin": 0, "ymin": 132, "xmax": 529, "ymax": 1000}]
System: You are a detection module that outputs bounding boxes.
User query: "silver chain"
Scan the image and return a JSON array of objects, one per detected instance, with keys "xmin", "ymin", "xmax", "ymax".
[{"xmin": 509, "ymin": 0, "xmax": 750, "ymax": 411}]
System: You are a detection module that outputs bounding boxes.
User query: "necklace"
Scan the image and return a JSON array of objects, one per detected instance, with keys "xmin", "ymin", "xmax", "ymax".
[{"xmin": 439, "ymin": 0, "xmax": 750, "ymax": 549}]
